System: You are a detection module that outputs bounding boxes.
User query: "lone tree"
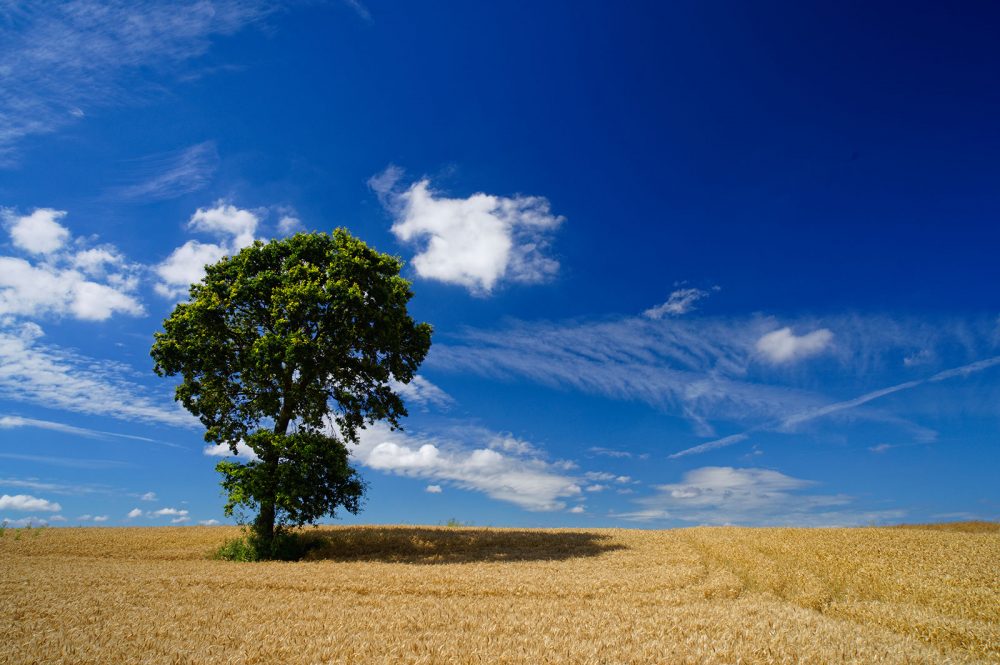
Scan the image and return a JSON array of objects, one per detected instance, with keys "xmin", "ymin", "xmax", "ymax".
[{"xmin": 151, "ymin": 229, "xmax": 431, "ymax": 557}]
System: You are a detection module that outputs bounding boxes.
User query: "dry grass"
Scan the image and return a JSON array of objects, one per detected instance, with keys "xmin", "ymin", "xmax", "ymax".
[{"xmin": 1, "ymin": 523, "xmax": 997, "ymax": 664}]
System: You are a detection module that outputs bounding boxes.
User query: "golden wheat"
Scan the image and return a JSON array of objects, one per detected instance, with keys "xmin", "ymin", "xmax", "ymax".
[{"xmin": 1, "ymin": 524, "xmax": 997, "ymax": 664}]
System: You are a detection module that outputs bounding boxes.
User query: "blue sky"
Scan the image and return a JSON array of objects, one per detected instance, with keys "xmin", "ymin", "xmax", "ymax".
[{"xmin": 1, "ymin": 1, "xmax": 998, "ymax": 528}]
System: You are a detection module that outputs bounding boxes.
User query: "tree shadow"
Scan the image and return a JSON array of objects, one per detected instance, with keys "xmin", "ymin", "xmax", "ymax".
[{"xmin": 298, "ymin": 526, "xmax": 625, "ymax": 564}]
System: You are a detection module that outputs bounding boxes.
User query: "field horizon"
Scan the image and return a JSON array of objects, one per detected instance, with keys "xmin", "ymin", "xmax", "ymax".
[{"xmin": 3, "ymin": 521, "xmax": 997, "ymax": 663}]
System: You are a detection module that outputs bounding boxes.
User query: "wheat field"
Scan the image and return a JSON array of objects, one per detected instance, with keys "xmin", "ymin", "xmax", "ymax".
[{"xmin": 1, "ymin": 523, "xmax": 997, "ymax": 664}]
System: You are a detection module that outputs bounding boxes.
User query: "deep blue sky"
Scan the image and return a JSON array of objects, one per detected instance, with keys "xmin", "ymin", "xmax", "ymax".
[{"xmin": 1, "ymin": 1, "xmax": 997, "ymax": 528}]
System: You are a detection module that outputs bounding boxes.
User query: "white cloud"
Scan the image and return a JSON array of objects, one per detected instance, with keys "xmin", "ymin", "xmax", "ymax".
[
  {"xmin": 588, "ymin": 447, "xmax": 633, "ymax": 459},
  {"xmin": 756, "ymin": 327, "xmax": 834, "ymax": 364},
  {"xmin": 390, "ymin": 375, "xmax": 454, "ymax": 410},
  {"xmin": 153, "ymin": 241, "xmax": 229, "ymax": 298},
  {"xmin": 0, "ymin": 494, "xmax": 62, "ymax": 512},
  {"xmin": 568, "ymin": 505, "xmax": 585, "ymax": 514},
  {"xmin": 0, "ymin": 516, "xmax": 51, "ymax": 527},
  {"xmin": 152, "ymin": 507, "xmax": 188, "ymax": 517},
  {"xmin": 126, "ymin": 508, "xmax": 143, "ymax": 519},
  {"xmin": 203, "ymin": 441, "xmax": 258, "ymax": 460},
  {"xmin": 351, "ymin": 422, "xmax": 581, "ymax": 511},
  {"xmin": 199, "ymin": 519, "xmax": 220, "ymax": 526},
  {"xmin": 486, "ymin": 433, "xmax": 540, "ymax": 457},
  {"xmin": 277, "ymin": 215, "xmax": 303, "ymax": 234},
  {"xmin": 0, "ymin": 321, "xmax": 195, "ymax": 427},
  {"xmin": 374, "ymin": 171, "xmax": 564, "ymax": 294},
  {"xmin": 0, "ymin": 210, "xmax": 143, "ymax": 321},
  {"xmin": 582, "ymin": 472, "xmax": 633, "ymax": 484},
  {"xmin": 188, "ymin": 203, "xmax": 258, "ymax": 246},
  {"xmin": 425, "ymin": 484, "xmax": 442, "ymax": 494},
  {"xmin": 0, "ymin": 2, "xmax": 273, "ymax": 163},
  {"xmin": 6, "ymin": 209, "xmax": 70, "ymax": 254},
  {"xmin": 0, "ymin": 414, "xmax": 162, "ymax": 443},
  {"xmin": 621, "ymin": 466, "xmax": 902, "ymax": 527},
  {"xmin": 644, "ymin": 287, "xmax": 712, "ymax": 319},
  {"xmin": 140, "ymin": 492, "xmax": 157, "ymax": 501},
  {"xmin": 154, "ymin": 202, "xmax": 260, "ymax": 298},
  {"xmin": 171, "ymin": 516, "xmax": 190, "ymax": 524},
  {"xmin": 585, "ymin": 484, "xmax": 608, "ymax": 492},
  {"xmin": 108, "ymin": 142, "xmax": 219, "ymax": 201},
  {"xmin": 92, "ymin": 515, "xmax": 109, "ymax": 522}
]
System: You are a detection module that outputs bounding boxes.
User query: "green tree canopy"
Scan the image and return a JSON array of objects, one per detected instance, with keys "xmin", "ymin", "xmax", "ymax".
[{"xmin": 151, "ymin": 229, "xmax": 431, "ymax": 556}]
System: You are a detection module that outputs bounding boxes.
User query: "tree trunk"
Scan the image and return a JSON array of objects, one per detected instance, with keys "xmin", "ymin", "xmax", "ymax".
[{"xmin": 254, "ymin": 406, "xmax": 292, "ymax": 555}]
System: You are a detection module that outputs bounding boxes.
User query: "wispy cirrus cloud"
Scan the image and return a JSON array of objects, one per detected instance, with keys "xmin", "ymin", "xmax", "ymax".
[
  {"xmin": 0, "ymin": 2, "xmax": 273, "ymax": 163},
  {"xmin": 0, "ymin": 414, "xmax": 165, "ymax": 444},
  {"xmin": 428, "ymin": 311, "xmax": 1000, "ymax": 454},
  {"xmin": 106, "ymin": 141, "xmax": 219, "ymax": 201},
  {"xmin": 644, "ymin": 287, "xmax": 715, "ymax": 319},
  {"xmin": 0, "ymin": 452, "xmax": 131, "ymax": 470},
  {"xmin": 670, "ymin": 354, "xmax": 1000, "ymax": 458},
  {"xmin": 389, "ymin": 375, "xmax": 454, "ymax": 411},
  {"xmin": 0, "ymin": 320, "xmax": 194, "ymax": 428},
  {"xmin": 619, "ymin": 466, "xmax": 905, "ymax": 527}
]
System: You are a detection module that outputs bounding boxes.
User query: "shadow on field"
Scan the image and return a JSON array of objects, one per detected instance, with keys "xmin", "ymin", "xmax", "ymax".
[{"xmin": 298, "ymin": 527, "xmax": 625, "ymax": 564}]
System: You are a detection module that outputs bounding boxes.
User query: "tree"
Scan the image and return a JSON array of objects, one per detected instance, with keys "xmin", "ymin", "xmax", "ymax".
[{"xmin": 151, "ymin": 229, "xmax": 432, "ymax": 557}]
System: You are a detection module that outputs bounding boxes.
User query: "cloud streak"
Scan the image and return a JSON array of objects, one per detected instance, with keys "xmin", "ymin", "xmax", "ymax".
[
  {"xmin": 0, "ymin": 2, "xmax": 272, "ymax": 163},
  {"xmin": 670, "ymin": 354, "xmax": 1000, "ymax": 458},
  {"xmin": 0, "ymin": 321, "xmax": 195, "ymax": 428},
  {"xmin": 429, "ymin": 311, "xmax": 1000, "ymax": 454},
  {"xmin": 107, "ymin": 141, "xmax": 219, "ymax": 201},
  {"xmin": 620, "ymin": 466, "xmax": 904, "ymax": 527}
]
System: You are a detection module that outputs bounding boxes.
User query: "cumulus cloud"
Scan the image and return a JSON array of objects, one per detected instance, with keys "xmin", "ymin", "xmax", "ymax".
[
  {"xmin": 621, "ymin": 466, "xmax": 902, "ymax": 526},
  {"xmin": 0, "ymin": 494, "xmax": 62, "ymax": 512},
  {"xmin": 756, "ymin": 327, "xmax": 834, "ymax": 364},
  {"xmin": 372, "ymin": 169, "xmax": 564, "ymax": 294},
  {"xmin": 425, "ymin": 484, "xmax": 442, "ymax": 494},
  {"xmin": 201, "ymin": 418, "xmax": 601, "ymax": 513},
  {"xmin": 7, "ymin": 208, "xmax": 70, "ymax": 254},
  {"xmin": 151, "ymin": 507, "xmax": 188, "ymax": 517},
  {"xmin": 203, "ymin": 440, "xmax": 258, "ymax": 460},
  {"xmin": 154, "ymin": 202, "xmax": 260, "ymax": 298},
  {"xmin": 140, "ymin": 492, "xmax": 157, "ymax": 501},
  {"xmin": 126, "ymin": 508, "xmax": 143, "ymax": 519},
  {"xmin": 568, "ymin": 505, "xmax": 585, "ymax": 514},
  {"xmin": 389, "ymin": 375, "xmax": 454, "ymax": 411},
  {"xmin": 0, "ymin": 209, "xmax": 143, "ymax": 321},
  {"xmin": 199, "ymin": 519, "xmax": 220, "ymax": 526},
  {"xmin": 351, "ymin": 422, "xmax": 582, "ymax": 511},
  {"xmin": 644, "ymin": 287, "xmax": 713, "ymax": 319}
]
